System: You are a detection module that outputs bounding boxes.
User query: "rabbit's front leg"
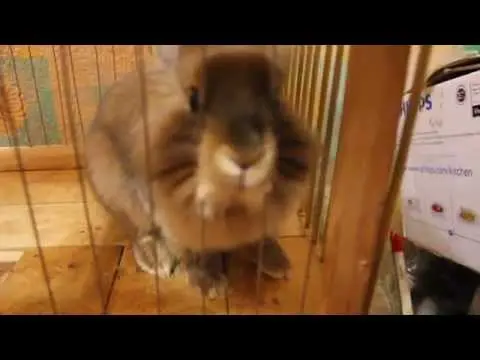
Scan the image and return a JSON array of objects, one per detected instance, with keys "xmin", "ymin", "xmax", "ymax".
[{"xmin": 132, "ymin": 228, "xmax": 180, "ymax": 279}]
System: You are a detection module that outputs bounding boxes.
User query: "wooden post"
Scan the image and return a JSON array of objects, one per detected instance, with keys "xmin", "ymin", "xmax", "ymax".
[{"xmin": 320, "ymin": 45, "xmax": 410, "ymax": 314}]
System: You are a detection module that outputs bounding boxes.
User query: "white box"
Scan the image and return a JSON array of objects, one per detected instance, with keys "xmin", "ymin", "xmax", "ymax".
[{"xmin": 398, "ymin": 67, "xmax": 480, "ymax": 274}]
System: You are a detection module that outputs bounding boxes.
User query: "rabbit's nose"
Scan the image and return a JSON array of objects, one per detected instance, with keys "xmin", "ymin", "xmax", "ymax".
[
  {"xmin": 215, "ymin": 145, "xmax": 265, "ymax": 178},
  {"xmin": 236, "ymin": 148, "xmax": 264, "ymax": 170}
]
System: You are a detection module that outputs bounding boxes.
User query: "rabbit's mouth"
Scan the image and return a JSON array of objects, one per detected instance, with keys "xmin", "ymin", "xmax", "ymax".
[{"xmin": 214, "ymin": 141, "xmax": 276, "ymax": 189}]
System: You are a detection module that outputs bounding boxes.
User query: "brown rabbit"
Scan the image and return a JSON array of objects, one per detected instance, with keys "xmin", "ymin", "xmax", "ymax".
[{"xmin": 84, "ymin": 45, "xmax": 316, "ymax": 298}]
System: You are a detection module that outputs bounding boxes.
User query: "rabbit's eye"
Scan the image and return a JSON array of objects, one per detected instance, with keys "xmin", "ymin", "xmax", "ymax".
[{"xmin": 189, "ymin": 86, "xmax": 200, "ymax": 113}]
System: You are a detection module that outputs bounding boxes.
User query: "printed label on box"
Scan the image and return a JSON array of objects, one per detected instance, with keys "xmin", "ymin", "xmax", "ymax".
[{"xmin": 398, "ymin": 69, "xmax": 480, "ymax": 274}]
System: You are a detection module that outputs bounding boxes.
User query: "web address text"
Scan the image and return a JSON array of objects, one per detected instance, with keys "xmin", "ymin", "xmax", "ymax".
[{"xmin": 406, "ymin": 165, "xmax": 473, "ymax": 177}]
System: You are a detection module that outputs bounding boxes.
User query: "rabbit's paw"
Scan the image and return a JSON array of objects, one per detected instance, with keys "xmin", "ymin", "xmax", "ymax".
[
  {"xmin": 185, "ymin": 251, "xmax": 229, "ymax": 300},
  {"xmin": 132, "ymin": 232, "xmax": 179, "ymax": 278}
]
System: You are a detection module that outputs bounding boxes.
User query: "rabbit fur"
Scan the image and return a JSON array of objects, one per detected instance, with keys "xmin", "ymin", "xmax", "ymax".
[{"xmin": 84, "ymin": 45, "xmax": 316, "ymax": 297}]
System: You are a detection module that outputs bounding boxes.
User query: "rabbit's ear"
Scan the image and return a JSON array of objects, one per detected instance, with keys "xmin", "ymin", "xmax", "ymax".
[{"xmin": 155, "ymin": 45, "xmax": 180, "ymax": 69}]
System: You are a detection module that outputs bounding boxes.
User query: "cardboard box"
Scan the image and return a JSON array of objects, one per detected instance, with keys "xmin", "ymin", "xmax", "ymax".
[{"xmin": 398, "ymin": 59, "xmax": 480, "ymax": 274}]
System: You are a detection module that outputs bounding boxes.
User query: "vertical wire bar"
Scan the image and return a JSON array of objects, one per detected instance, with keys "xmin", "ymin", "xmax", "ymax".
[
  {"xmin": 253, "ymin": 45, "xmax": 279, "ymax": 315},
  {"xmin": 317, "ymin": 49, "xmax": 348, "ymax": 264},
  {"xmin": 289, "ymin": 46, "xmax": 301, "ymax": 108},
  {"xmin": 300, "ymin": 46, "xmax": 320, "ymax": 224},
  {"xmin": 291, "ymin": 46, "xmax": 303, "ymax": 112},
  {"xmin": 111, "ymin": 46, "xmax": 118, "ymax": 82},
  {"xmin": 199, "ymin": 45, "xmax": 208, "ymax": 315},
  {"xmin": 306, "ymin": 46, "xmax": 324, "ymax": 132},
  {"xmin": 7, "ymin": 46, "xmax": 32, "ymax": 146},
  {"xmin": 67, "ymin": 47, "xmax": 86, "ymax": 141},
  {"xmin": 134, "ymin": 45, "xmax": 162, "ymax": 315},
  {"xmin": 317, "ymin": 188, "xmax": 334, "ymax": 263},
  {"xmin": 27, "ymin": 46, "xmax": 49, "ymax": 145},
  {"xmin": 0, "ymin": 60, "xmax": 57, "ymax": 313},
  {"xmin": 198, "ymin": 44, "xmax": 211, "ymax": 314},
  {"xmin": 94, "ymin": 46, "xmax": 103, "ymax": 100},
  {"xmin": 309, "ymin": 46, "xmax": 328, "ymax": 131},
  {"xmin": 285, "ymin": 46, "xmax": 297, "ymax": 101},
  {"xmin": 297, "ymin": 46, "xmax": 311, "ymax": 123},
  {"xmin": 299, "ymin": 46, "xmax": 345, "ymax": 313},
  {"xmin": 222, "ymin": 252, "xmax": 230, "ymax": 314},
  {"xmin": 281, "ymin": 47, "xmax": 292, "ymax": 99},
  {"xmin": 200, "ymin": 203, "xmax": 207, "ymax": 315},
  {"xmin": 310, "ymin": 46, "xmax": 345, "ymax": 247},
  {"xmin": 362, "ymin": 46, "xmax": 432, "ymax": 313},
  {"xmin": 51, "ymin": 45, "xmax": 69, "ymax": 144},
  {"xmin": 253, "ymin": 45, "xmax": 283, "ymax": 314},
  {"xmin": 58, "ymin": 46, "xmax": 107, "ymax": 313},
  {"xmin": 301, "ymin": 46, "xmax": 317, "ymax": 123},
  {"xmin": 254, "ymin": 206, "xmax": 268, "ymax": 315},
  {"xmin": 225, "ymin": 46, "xmax": 241, "ymax": 313},
  {"xmin": 304, "ymin": 45, "xmax": 333, "ymax": 229}
]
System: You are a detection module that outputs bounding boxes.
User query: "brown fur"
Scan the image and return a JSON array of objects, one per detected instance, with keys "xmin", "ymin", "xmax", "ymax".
[{"xmin": 84, "ymin": 46, "xmax": 315, "ymax": 261}]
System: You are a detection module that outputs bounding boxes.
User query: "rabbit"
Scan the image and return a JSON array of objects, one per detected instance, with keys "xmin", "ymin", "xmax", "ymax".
[{"xmin": 84, "ymin": 45, "xmax": 316, "ymax": 298}]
